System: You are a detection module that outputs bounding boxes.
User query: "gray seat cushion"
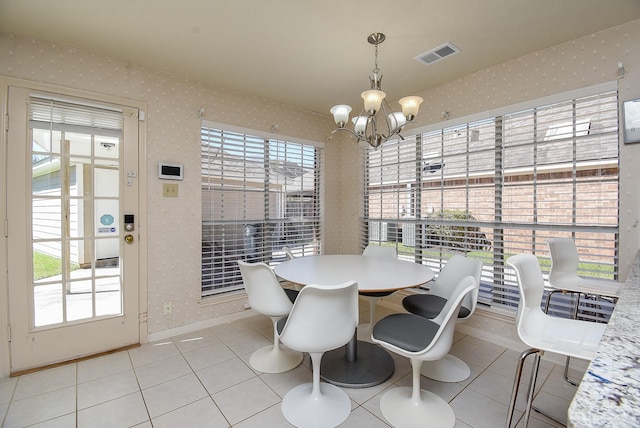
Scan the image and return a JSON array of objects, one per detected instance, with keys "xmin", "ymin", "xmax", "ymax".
[
  {"xmin": 276, "ymin": 316, "xmax": 287, "ymax": 334},
  {"xmin": 372, "ymin": 313, "xmax": 439, "ymax": 352},
  {"xmin": 403, "ymin": 294, "xmax": 470, "ymax": 319},
  {"xmin": 359, "ymin": 290, "xmax": 394, "ymax": 297},
  {"xmin": 284, "ymin": 288, "xmax": 298, "ymax": 304},
  {"xmin": 275, "ymin": 290, "xmax": 298, "ymax": 333}
]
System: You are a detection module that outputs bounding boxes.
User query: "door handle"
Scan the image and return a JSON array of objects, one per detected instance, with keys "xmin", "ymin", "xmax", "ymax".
[{"xmin": 124, "ymin": 234, "xmax": 134, "ymax": 244}]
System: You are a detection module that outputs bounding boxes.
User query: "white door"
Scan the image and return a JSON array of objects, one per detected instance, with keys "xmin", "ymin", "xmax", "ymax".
[{"xmin": 6, "ymin": 86, "xmax": 140, "ymax": 373}]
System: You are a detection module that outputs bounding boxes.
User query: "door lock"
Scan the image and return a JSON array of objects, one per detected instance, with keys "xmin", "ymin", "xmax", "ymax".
[{"xmin": 124, "ymin": 214, "xmax": 135, "ymax": 231}]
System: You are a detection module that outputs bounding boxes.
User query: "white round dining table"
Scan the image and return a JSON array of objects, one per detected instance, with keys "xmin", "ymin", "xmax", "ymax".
[{"xmin": 274, "ymin": 254, "xmax": 434, "ymax": 388}]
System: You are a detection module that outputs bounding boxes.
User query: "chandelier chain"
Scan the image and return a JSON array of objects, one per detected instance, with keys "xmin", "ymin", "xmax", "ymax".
[{"xmin": 373, "ymin": 43, "xmax": 380, "ymax": 75}]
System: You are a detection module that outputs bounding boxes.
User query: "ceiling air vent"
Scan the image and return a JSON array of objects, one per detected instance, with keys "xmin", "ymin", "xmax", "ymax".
[{"xmin": 415, "ymin": 42, "xmax": 460, "ymax": 65}]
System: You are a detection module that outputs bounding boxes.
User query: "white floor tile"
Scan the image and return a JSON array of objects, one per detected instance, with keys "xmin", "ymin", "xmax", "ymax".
[
  {"xmin": 528, "ymin": 390, "xmax": 570, "ymax": 426},
  {"xmin": 0, "ymin": 376, "xmax": 17, "ymax": 404},
  {"xmin": 76, "ymin": 391, "xmax": 149, "ymax": 428},
  {"xmin": 196, "ymin": 357, "xmax": 256, "ymax": 395},
  {"xmin": 258, "ymin": 364, "xmax": 312, "ymax": 398},
  {"xmin": 232, "ymin": 403, "xmax": 291, "ymax": 428},
  {"xmin": 128, "ymin": 340, "xmax": 180, "ymax": 367},
  {"xmin": 467, "ymin": 367, "xmax": 516, "ymax": 406},
  {"xmin": 223, "ymin": 330, "xmax": 272, "ymax": 357},
  {"xmin": 142, "ymin": 373, "xmax": 208, "ymax": 418},
  {"xmin": 28, "ymin": 413, "xmax": 76, "ymax": 427},
  {"xmin": 210, "ymin": 320, "xmax": 256, "ymax": 341},
  {"xmin": 172, "ymin": 329, "xmax": 222, "ymax": 354},
  {"xmin": 4, "ymin": 386, "xmax": 75, "ymax": 428},
  {"xmin": 450, "ymin": 388, "xmax": 511, "ymax": 428},
  {"xmin": 340, "ymin": 405, "xmax": 391, "ymax": 427},
  {"xmin": 77, "ymin": 350, "xmax": 133, "ymax": 383},
  {"xmin": 182, "ymin": 341, "xmax": 236, "ymax": 372},
  {"xmin": 151, "ymin": 397, "xmax": 230, "ymax": 428},
  {"xmin": 12, "ymin": 364, "xmax": 76, "ymax": 401},
  {"xmin": 212, "ymin": 377, "xmax": 280, "ymax": 425},
  {"xmin": 0, "ymin": 402, "xmax": 8, "ymax": 425},
  {"xmin": 78, "ymin": 368, "xmax": 139, "ymax": 409},
  {"xmin": 0, "ymin": 313, "xmax": 584, "ymax": 428},
  {"xmin": 134, "ymin": 354, "xmax": 192, "ymax": 389}
]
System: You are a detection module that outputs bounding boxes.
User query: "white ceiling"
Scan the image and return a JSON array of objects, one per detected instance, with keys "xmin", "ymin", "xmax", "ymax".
[{"xmin": 1, "ymin": 0, "xmax": 640, "ymax": 116}]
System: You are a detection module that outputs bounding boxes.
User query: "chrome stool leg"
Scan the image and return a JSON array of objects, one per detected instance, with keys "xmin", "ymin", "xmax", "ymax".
[
  {"xmin": 507, "ymin": 348, "xmax": 567, "ymax": 428},
  {"xmin": 506, "ymin": 348, "xmax": 540, "ymax": 428},
  {"xmin": 545, "ymin": 289, "xmax": 581, "ymax": 386},
  {"xmin": 528, "ymin": 355, "xmax": 568, "ymax": 426}
]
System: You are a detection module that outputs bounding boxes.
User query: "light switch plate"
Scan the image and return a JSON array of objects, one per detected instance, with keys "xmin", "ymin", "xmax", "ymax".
[{"xmin": 163, "ymin": 183, "xmax": 178, "ymax": 197}]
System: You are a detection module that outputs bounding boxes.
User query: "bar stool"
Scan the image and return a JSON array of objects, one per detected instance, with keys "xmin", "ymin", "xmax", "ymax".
[
  {"xmin": 505, "ymin": 254, "xmax": 606, "ymax": 428},
  {"xmin": 546, "ymin": 237, "xmax": 621, "ymax": 384}
]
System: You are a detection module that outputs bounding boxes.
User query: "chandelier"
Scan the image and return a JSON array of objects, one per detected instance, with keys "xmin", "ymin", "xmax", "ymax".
[{"xmin": 330, "ymin": 33, "xmax": 423, "ymax": 149}]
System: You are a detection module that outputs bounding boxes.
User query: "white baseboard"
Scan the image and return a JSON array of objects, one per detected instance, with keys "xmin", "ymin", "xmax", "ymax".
[{"xmin": 148, "ymin": 308, "xmax": 257, "ymax": 343}]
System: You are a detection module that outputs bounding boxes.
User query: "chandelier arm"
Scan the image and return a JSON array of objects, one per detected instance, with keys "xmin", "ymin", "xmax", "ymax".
[
  {"xmin": 330, "ymin": 127, "xmax": 366, "ymax": 143},
  {"xmin": 379, "ymin": 100, "xmax": 393, "ymax": 139}
]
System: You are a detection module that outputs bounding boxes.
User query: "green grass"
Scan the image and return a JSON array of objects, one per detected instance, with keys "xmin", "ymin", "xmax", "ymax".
[
  {"xmin": 33, "ymin": 251, "xmax": 80, "ymax": 281},
  {"xmin": 375, "ymin": 242, "xmax": 615, "ymax": 279}
]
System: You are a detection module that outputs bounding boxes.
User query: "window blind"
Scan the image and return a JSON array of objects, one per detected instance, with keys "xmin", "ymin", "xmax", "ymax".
[
  {"xmin": 201, "ymin": 126, "xmax": 322, "ymax": 297},
  {"xmin": 29, "ymin": 95, "xmax": 123, "ymax": 137},
  {"xmin": 363, "ymin": 87, "xmax": 619, "ymax": 321}
]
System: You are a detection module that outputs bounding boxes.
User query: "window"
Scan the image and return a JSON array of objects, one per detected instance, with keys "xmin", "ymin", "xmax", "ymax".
[
  {"xmin": 201, "ymin": 124, "xmax": 323, "ymax": 297},
  {"xmin": 363, "ymin": 84, "xmax": 619, "ymax": 320}
]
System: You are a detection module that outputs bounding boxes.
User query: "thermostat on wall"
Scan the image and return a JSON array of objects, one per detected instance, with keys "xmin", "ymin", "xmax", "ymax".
[{"xmin": 158, "ymin": 162, "xmax": 183, "ymax": 180}]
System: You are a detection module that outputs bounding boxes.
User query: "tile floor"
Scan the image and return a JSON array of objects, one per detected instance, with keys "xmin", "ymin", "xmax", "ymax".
[{"xmin": 0, "ymin": 302, "xmax": 583, "ymax": 428}]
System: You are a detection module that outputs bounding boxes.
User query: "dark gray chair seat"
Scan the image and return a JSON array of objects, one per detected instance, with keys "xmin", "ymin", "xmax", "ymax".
[
  {"xmin": 372, "ymin": 313, "xmax": 439, "ymax": 352},
  {"xmin": 402, "ymin": 294, "xmax": 471, "ymax": 320},
  {"xmin": 284, "ymin": 288, "xmax": 299, "ymax": 304}
]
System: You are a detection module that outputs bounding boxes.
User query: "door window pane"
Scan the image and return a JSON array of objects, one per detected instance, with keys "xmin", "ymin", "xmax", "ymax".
[
  {"xmin": 95, "ymin": 136, "xmax": 120, "ymax": 159},
  {"xmin": 33, "ymin": 242, "xmax": 62, "ymax": 282},
  {"xmin": 96, "ymin": 277, "xmax": 122, "ymax": 316},
  {"xmin": 68, "ymin": 132, "xmax": 92, "ymax": 156},
  {"xmin": 34, "ymin": 283, "xmax": 64, "ymax": 327},
  {"xmin": 66, "ymin": 279, "xmax": 94, "ymax": 322}
]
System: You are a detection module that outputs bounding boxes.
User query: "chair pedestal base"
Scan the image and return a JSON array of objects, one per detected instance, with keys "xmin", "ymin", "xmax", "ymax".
[
  {"xmin": 249, "ymin": 345, "xmax": 303, "ymax": 374},
  {"xmin": 320, "ymin": 340, "xmax": 394, "ymax": 388},
  {"xmin": 281, "ymin": 382, "xmax": 351, "ymax": 428},
  {"xmin": 380, "ymin": 386, "xmax": 455, "ymax": 428},
  {"xmin": 421, "ymin": 354, "xmax": 471, "ymax": 382}
]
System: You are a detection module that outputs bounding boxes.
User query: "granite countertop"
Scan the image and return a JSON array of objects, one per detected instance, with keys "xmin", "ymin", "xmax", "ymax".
[{"xmin": 568, "ymin": 250, "xmax": 640, "ymax": 428}]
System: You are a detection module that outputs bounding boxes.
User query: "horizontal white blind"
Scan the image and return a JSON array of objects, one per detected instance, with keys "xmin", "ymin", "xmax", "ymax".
[
  {"xmin": 363, "ymin": 87, "xmax": 619, "ymax": 322},
  {"xmin": 29, "ymin": 96, "xmax": 123, "ymax": 137},
  {"xmin": 201, "ymin": 126, "xmax": 322, "ymax": 296}
]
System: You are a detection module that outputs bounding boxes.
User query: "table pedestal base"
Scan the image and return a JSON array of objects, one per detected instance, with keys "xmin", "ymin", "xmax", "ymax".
[{"xmin": 320, "ymin": 340, "xmax": 394, "ymax": 388}]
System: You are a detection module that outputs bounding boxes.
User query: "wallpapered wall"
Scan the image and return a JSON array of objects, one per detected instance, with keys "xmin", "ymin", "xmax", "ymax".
[
  {"xmin": 1, "ymin": 18, "xmax": 640, "ymax": 342},
  {"xmin": 0, "ymin": 30, "xmax": 337, "ymax": 338}
]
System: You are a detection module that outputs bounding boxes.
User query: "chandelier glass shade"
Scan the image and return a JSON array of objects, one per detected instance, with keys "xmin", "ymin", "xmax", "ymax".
[{"xmin": 330, "ymin": 33, "xmax": 423, "ymax": 149}]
